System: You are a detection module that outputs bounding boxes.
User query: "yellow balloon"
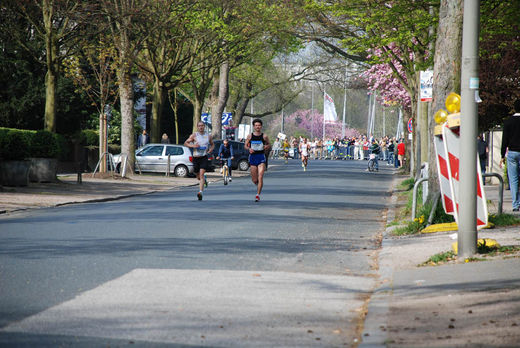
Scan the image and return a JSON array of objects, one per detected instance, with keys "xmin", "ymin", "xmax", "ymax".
[
  {"xmin": 434, "ymin": 109, "xmax": 448, "ymax": 124},
  {"xmin": 445, "ymin": 92, "xmax": 461, "ymax": 113}
]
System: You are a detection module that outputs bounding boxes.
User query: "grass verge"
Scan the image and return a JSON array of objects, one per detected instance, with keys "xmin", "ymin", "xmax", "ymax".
[
  {"xmin": 390, "ymin": 178, "xmax": 520, "ymax": 236},
  {"xmin": 420, "ymin": 245, "xmax": 520, "ymax": 266}
]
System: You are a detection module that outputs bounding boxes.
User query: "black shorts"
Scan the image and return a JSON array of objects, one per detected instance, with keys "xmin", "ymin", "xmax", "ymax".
[{"xmin": 193, "ymin": 156, "xmax": 209, "ymax": 173}]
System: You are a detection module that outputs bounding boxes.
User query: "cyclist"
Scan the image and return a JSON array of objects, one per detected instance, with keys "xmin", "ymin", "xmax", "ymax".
[
  {"xmin": 217, "ymin": 138, "xmax": 234, "ymax": 181},
  {"xmin": 367, "ymin": 139, "xmax": 381, "ymax": 172}
]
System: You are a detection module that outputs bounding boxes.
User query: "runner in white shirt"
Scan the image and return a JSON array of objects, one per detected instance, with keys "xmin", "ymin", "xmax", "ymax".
[
  {"xmin": 184, "ymin": 121, "xmax": 214, "ymax": 200},
  {"xmin": 300, "ymin": 138, "xmax": 310, "ymax": 171}
]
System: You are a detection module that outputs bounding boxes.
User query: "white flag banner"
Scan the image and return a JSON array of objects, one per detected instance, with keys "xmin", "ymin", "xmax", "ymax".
[{"xmin": 324, "ymin": 92, "xmax": 338, "ymax": 123}]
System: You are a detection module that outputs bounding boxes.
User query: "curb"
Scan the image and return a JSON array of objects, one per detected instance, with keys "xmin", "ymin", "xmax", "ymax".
[{"xmin": 359, "ymin": 176, "xmax": 401, "ymax": 347}]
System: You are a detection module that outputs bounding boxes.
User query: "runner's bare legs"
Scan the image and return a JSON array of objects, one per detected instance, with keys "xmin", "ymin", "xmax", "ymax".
[
  {"xmin": 250, "ymin": 163, "xmax": 265, "ymax": 195},
  {"xmin": 197, "ymin": 168, "xmax": 206, "ymax": 192}
]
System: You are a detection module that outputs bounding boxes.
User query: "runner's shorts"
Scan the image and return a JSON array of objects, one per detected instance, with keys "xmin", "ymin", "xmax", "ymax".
[
  {"xmin": 249, "ymin": 153, "xmax": 266, "ymax": 166},
  {"xmin": 193, "ymin": 156, "xmax": 209, "ymax": 173}
]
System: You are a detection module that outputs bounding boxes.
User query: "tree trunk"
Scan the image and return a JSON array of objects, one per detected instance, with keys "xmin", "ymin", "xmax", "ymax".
[
  {"xmin": 235, "ymin": 97, "xmax": 250, "ymax": 126},
  {"xmin": 211, "ymin": 61, "xmax": 229, "ymax": 140},
  {"xmin": 233, "ymin": 82, "xmax": 252, "ymax": 126},
  {"xmin": 118, "ymin": 68, "xmax": 135, "ymax": 168},
  {"xmin": 192, "ymin": 98, "xmax": 203, "ymax": 133},
  {"xmin": 43, "ymin": 0, "xmax": 57, "ymax": 132},
  {"xmin": 99, "ymin": 112, "xmax": 107, "ymax": 173},
  {"xmin": 44, "ymin": 69, "xmax": 57, "ymax": 132},
  {"xmin": 209, "ymin": 74, "xmax": 220, "ymax": 137},
  {"xmin": 151, "ymin": 76, "xmax": 166, "ymax": 143},
  {"xmin": 427, "ymin": 0, "xmax": 463, "ymax": 201}
]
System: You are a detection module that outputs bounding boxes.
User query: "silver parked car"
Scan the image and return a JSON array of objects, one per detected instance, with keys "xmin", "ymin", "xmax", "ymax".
[{"xmin": 113, "ymin": 144, "xmax": 194, "ymax": 177}]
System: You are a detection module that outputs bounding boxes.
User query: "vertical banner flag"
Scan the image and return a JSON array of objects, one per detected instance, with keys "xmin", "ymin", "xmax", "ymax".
[
  {"xmin": 420, "ymin": 70, "xmax": 433, "ymax": 102},
  {"xmin": 324, "ymin": 93, "xmax": 338, "ymax": 123}
]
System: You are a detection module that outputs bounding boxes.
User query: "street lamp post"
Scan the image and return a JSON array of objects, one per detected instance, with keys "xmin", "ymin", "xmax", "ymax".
[{"xmin": 458, "ymin": 0, "xmax": 480, "ymax": 258}]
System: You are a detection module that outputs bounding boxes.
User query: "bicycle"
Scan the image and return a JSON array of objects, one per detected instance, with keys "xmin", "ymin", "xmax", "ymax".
[
  {"xmin": 221, "ymin": 158, "xmax": 231, "ymax": 185},
  {"xmin": 367, "ymin": 153, "xmax": 377, "ymax": 172}
]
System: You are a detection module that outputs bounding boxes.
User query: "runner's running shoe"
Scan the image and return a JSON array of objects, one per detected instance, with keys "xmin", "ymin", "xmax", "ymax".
[
  {"xmin": 197, "ymin": 192, "xmax": 203, "ymax": 200},
  {"xmin": 204, "ymin": 174, "xmax": 208, "ymax": 188},
  {"xmin": 255, "ymin": 195, "xmax": 260, "ymax": 202}
]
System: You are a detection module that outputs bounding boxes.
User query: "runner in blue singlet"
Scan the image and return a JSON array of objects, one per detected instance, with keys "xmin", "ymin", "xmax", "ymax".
[{"xmin": 245, "ymin": 119, "xmax": 271, "ymax": 202}]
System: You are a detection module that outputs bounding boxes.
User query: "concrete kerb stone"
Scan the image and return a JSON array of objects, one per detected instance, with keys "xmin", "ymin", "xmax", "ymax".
[
  {"xmin": 359, "ymin": 175, "xmax": 401, "ymax": 347},
  {"xmin": 0, "ymin": 166, "xmax": 257, "ymax": 216}
]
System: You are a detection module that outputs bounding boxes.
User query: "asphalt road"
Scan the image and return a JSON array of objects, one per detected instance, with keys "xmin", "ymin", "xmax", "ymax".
[{"xmin": 0, "ymin": 159, "xmax": 395, "ymax": 347}]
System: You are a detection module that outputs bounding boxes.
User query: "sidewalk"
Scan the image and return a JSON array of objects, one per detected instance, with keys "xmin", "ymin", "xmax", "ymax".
[
  {"xmin": 0, "ymin": 170, "xmax": 249, "ymax": 216},
  {"xmin": 361, "ymin": 181, "xmax": 520, "ymax": 347}
]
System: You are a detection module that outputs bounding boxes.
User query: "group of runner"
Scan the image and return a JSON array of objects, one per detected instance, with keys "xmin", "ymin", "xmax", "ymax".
[{"xmin": 184, "ymin": 119, "xmax": 270, "ymax": 202}]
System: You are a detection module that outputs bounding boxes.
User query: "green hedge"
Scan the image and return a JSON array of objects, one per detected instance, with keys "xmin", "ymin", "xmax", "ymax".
[
  {"xmin": 0, "ymin": 129, "xmax": 31, "ymax": 160},
  {"xmin": 0, "ymin": 128, "xmax": 106, "ymax": 161},
  {"xmin": 0, "ymin": 127, "xmax": 67, "ymax": 160},
  {"xmin": 31, "ymin": 130, "xmax": 59, "ymax": 158}
]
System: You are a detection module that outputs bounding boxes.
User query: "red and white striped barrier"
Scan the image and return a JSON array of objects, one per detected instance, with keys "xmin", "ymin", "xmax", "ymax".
[
  {"xmin": 442, "ymin": 125, "xmax": 488, "ymax": 229},
  {"xmin": 433, "ymin": 128, "xmax": 457, "ymax": 221}
]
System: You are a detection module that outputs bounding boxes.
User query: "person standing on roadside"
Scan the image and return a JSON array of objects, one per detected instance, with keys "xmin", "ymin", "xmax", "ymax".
[
  {"xmin": 387, "ymin": 138, "xmax": 395, "ymax": 165},
  {"xmin": 500, "ymin": 99, "xmax": 520, "ymax": 212},
  {"xmin": 477, "ymin": 135, "xmax": 489, "ymax": 184},
  {"xmin": 272, "ymin": 138, "xmax": 281, "ymax": 159},
  {"xmin": 316, "ymin": 138, "xmax": 323, "ymax": 159},
  {"xmin": 161, "ymin": 133, "xmax": 170, "ymax": 144},
  {"xmin": 397, "ymin": 139, "xmax": 406, "ymax": 168},
  {"xmin": 138, "ymin": 130, "xmax": 150, "ymax": 148},
  {"xmin": 184, "ymin": 121, "xmax": 214, "ymax": 200},
  {"xmin": 245, "ymin": 119, "xmax": 271, "ymax": 202}
]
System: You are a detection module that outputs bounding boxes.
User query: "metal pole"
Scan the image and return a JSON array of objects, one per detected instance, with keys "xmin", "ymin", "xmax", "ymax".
[
  {"xmin": 323, "ymin": 91, "xmax": 326, "ymax": 140},
  {"xmin": 342, "ymin": 87, "xmax": 346, "ymax": 138},
  {"xmin": 383, "ymin": 109, "xmax": 386, "ymax": 137},
  {"xmin": 458, "ymin": 0, "xmax": 480, "ymax": 259},
  {"xmin": 366, "ymin": 94, "xmax": 371, "ymax": 136},
  {"xmin": 311, "ymin": 84, "xmax": 314, "ymax": 111},
  {"xmin": 342, "ymin": 67, "xmax": 347, "ymax": 138},
  {"xmin": 281, "ymin": 107, "xmax": 284, "ymax": 133},
  {"xmin": 311, "ymin": 84, "xmax": 314, "ymax": 138}
]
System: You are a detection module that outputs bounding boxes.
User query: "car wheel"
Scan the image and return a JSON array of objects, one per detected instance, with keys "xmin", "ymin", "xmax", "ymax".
[
  {"xmin": 174, "ymin": 164, "xmax": 188, "ymax": 177},
  {"xmin": 238, "ymin": 159, "xmax": 249, "ymax": 171}
]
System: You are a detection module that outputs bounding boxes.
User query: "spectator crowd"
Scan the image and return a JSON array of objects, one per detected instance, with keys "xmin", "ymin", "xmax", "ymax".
[{"xmin": 270, "ymin": 135, "xmax": 407, "ymax": 168}]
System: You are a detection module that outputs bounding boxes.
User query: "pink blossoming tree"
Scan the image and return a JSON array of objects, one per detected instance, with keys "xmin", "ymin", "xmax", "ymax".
[{"xmin": 271, "ymin": 109, "xmax": 361, "ymax": 139}]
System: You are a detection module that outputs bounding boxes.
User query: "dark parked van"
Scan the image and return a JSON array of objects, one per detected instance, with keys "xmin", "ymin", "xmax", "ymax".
[{"xmin": 209, "ymin": 140, "xmax": 250, "ymax": 171}]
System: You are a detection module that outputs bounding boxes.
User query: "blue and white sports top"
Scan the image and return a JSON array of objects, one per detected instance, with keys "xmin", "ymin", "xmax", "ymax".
[
  {"xmin": 250, "ymin": 133, "xmax": 265, "ymax": 154},
  {"xmin": 194, "ymin": 132, "xmax": 209, "ymax": 157}
]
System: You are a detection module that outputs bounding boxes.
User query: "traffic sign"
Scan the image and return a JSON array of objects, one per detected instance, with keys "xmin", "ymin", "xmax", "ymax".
[
  {"xmin": 407, "ymin": 118, "xmax": 413, "ymax": 133},
  {"xmin": 201, "ymin": 112, "xmax": 233, "ymax": 125}
]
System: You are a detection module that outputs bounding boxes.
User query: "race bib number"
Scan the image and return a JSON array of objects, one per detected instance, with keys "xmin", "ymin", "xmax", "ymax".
[
  {"xmin": 194, "ymin": 146, "xmax": 207, "ymax": 156},
  {"xmin": 250, "ymin": 140, "xmax": 264, "ymax": 151}
]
